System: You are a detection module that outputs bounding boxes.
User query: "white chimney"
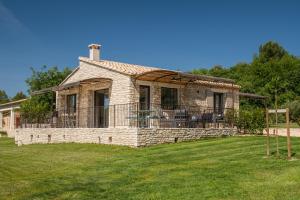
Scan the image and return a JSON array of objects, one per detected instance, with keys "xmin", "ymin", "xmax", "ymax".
[{"xmin": 88, "ymin": 44, "xmax": 101, "ymax": 61}]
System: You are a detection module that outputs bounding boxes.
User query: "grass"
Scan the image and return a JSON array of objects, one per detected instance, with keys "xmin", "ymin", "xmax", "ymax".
[{"xmin": 1, "ymin": 136, "xmax": 300, "ymax": 200}]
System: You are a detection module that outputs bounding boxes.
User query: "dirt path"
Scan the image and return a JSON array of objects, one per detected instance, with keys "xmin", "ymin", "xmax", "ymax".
[{"xmin": 265, "ymin": 128, "xmax": 300, "ymax": 137}]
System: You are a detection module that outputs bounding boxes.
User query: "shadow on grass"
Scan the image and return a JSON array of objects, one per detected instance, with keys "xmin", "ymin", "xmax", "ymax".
[{"xmin": 270, "ymin": 149, "xmax": 298, "ymax": 160}]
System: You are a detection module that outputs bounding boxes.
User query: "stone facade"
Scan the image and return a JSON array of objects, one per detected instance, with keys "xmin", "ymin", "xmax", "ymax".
[
  {"xmin": 14, "ymin": 127, "xmax": 237, "ymax": 147},
  {"xmin": 134, "ymin": 80, "xmax": 239, "ymax": 110},
  {"xmin": 14, "ymin": 128, "xmax": 138, "ymax": 147},
  {"xmin": 137, "ymin": 128, "xmax": 237, "ymax": 147},
  {"xmin": 61, "ymin": 60, "xmax": 135, "ymax": 106}
]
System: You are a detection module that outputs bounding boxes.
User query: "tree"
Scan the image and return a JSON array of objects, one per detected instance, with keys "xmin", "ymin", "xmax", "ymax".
[
  {"xmin": 11, "ymin": 91, "xmax": 27, "ymax": 101},
  {"xmin": 20, "ymin": 97, "xmax": 49, "ymax": 124},
  {"xmin": 20, "ymin": 66, "xmax": 72, "ymax": 123},
  {"xmin": 25, "ymin": 66, "xmax": 72, "ymax": 111},
  {"xmin": 257, "ymin": 41, "xmax": 287, "ymax": 63},
  {"xmin": 0, "ymin": 90, "xmax": 9, "ymax": 104},
  {"xmin": 191, "ymin": 41, "xmax": 300, "ymax": 108}
]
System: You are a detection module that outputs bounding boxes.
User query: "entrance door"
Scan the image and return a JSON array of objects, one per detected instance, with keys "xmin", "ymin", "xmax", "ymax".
[
  {"xmin": 139, "ymin": 85, "xmax": 150, "ymax": 127},
  {"xmin": 139, "ymin": 85, "xmax": 150, "ymax": 110},
  {"xmin": 213, "ymin": 93, "xmax": 224, "ymax": 114},
  {"xmin": 94, "ymin": 89, "xmax": 109, "ymax": 128}
]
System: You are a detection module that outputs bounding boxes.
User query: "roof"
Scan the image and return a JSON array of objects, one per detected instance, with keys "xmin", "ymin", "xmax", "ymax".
[
  {"xmin": 70, "ymin": 57, "xmax": 240, "ymax": 89},
  {"xmin": 0, "ymin": 99, "xmax": 27, "ymax": 109},
  {"xmin": 79, "ymin": 57, "xmax": 161, "ymax": 76}
]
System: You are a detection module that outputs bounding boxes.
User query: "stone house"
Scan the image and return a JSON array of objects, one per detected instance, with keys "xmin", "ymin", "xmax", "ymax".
[
  {"xmin": 0, "ymin": 99, "xmax": 26, "ymax": 137},
  {"xmin": 15, "ymin": 44, "xmax": 240, "ymax": 147}
]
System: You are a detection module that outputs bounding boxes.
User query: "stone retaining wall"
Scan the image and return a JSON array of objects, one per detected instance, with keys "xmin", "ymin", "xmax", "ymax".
[
  {"xmin": 137, "ymin": 128, "xmax": 237, "ymax": 147},
  {"xmin": 14, "ymin": 127, "xmax": 237, "ymax": 147},
  {"xmin": 14, "ymin": 128, "xmax": 138, "ymax": 147}
]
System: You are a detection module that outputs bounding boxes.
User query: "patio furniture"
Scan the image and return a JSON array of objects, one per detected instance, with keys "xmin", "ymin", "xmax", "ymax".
[{"xmin": 174, "ymin": 109, "xmax": 188, "ymax": 128}]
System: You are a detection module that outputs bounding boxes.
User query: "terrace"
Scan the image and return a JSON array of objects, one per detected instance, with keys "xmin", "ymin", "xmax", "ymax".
[{"xmin": 20, "ymin": 103, "xmax": 234, "ymax": 129}]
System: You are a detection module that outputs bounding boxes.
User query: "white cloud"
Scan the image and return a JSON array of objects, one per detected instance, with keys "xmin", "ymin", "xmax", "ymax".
[{"xmin": 0, "ymin": 1, "xmax": 30, "ymax": 33}]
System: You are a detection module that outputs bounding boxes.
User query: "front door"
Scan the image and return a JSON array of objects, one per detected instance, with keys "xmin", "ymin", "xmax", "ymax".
[
  {"xmin": 139, "ymin": 85, "xmax": 150, "ymax": 110},
  {"xmin": 213, "ymin": 93, "xmax": 224, "ymax": 114},
  {"xmin": 139, "ymin": 85, "xmax": 150, "ymax": 127},
  {"xmin": 94, "ymin": 89, "xmax": 109, "ymax": 128}
]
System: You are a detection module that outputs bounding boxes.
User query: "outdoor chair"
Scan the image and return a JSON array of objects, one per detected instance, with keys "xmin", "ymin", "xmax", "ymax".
[
  {"xmin": 174, "ymin": 109, "xmax": 189, "ymax": 128},
  {"xmin": 189, "ymin": 114, "xmax": 203, "ymax": 128}
]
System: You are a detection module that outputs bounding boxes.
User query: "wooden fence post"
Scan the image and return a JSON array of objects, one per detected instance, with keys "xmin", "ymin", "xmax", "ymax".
[
  {"xmin": 266, "ymin": 109, "xmax": 270, "ymax": 157},
  {"xmin": 286, "ymin": 108, "xmax": 292, "ymax": 160}
]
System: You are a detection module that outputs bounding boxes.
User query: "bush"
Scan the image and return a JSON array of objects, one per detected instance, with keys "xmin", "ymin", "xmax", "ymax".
[
  {"xmin": 225, "ymin": 108, "xmax": 265, "ymax": 134},
  {"xmin": 20, "ymin": 98, "xmax": 50, "ymax": 124},
  {"xmin": 286, "ymin": 100, "xmax": 300, "ymax": 125}
]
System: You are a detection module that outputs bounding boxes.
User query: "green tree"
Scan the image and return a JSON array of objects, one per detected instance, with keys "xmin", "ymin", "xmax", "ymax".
[
  {"xmin": 192, "ymin": 41, "xmax": 300, "ymax": 108},
  {"xmin": 20, "ymin": 97, "xmax": 49, "ymax": 124},
  {"xmin": 25, "ymin": 66, "xmax": 72, "ymax": 111},
  {"xmin": 20, "ymin": 66, "xmax": 72, "ymax": 123},
  {"xmin": 0, "ymin": 90, "xmax": 9, "ymax": 104},
  {"xmin": 257, "ymin": 41, "xmax": 287, "ymax": 63},
  {"xmin": 11, "ymin": 91, "xmax": 27, "ymax": 101}
]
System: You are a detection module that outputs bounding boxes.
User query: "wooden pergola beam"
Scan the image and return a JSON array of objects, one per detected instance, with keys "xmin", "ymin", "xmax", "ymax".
[{"xmin": 135, "ymin": 70, "xmax": 235, "ymax": 84}]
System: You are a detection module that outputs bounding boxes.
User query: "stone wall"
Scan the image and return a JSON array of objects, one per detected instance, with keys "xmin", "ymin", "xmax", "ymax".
[
  {"xmin": 15, "ymin": 128, "xmax": 138, "ymax": 147},
  {"xmin": 137, "ymin": 128, "xmax": 237, "ymax": 147},
  {"xmin": 62, "ymin": 61, "xmax": 135, "ymax": 105},
  {"xmin": 14, "ymin": 127, "xmax": 237, "ymax": 147},
  {"xmin": 134, "ymin": 80, "xmax": 239, "ymax": 110},
  {"xmin": 6, "ymin": 129, "xmax": 16, "ymax": 138},
  {"xmin": 182, "ymin": 84, "xmax": 239, "ymax": 110}
]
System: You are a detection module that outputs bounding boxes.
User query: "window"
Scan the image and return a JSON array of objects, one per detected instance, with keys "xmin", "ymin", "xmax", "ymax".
[
  {"xmin": 66, "ymin": 94, "xmax": 77, "ymax": 113},
  {"xmin": 161, "ymin": 87, "xmax": 178, "ymax": 109},
  {"xmin": 213, "ymin": 93, "xmax": 224, "ymax": 114}
]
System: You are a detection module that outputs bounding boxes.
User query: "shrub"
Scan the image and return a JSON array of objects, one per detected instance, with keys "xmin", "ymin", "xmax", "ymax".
[
  {"xmin": 286, "ymin": 100, "xmax": 300, "ymax": 125},
  {"xmin": 225, "ymin": 108, "xmax": 265, "ymax": 134},
  {"xmin": 20, "ymin": 98, "xmax": 50, "ymax": 124}
]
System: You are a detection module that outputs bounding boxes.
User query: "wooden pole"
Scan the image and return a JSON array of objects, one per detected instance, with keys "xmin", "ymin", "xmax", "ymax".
[
  {"xmin": 266, "ymin": 108, "xmax": 270, "ymax": 157},
  {"xmin": 231, "ymin": 83, "xmax": 235, "ymax": 128},
  {"xmin": 286, "ymin": 108, "xmax": 292, "ymax": 160},
  {"xmin": 275, "ymin": 89, "xmax": 279, "ymax": 157}
]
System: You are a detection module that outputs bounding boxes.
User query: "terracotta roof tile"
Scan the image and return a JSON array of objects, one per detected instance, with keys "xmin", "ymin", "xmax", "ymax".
[
  {"xmin": 79, "ymin": 57, "xmax": 160, "ymax": 75},
  {"xmin": 78, "ymin": 57, "xmax": 240, "ymax": 89}
]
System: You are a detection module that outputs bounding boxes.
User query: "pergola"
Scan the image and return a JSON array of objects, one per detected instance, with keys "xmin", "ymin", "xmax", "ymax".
[
  {"xmin": 135, "ymin": 70, "xmax": 235, "ymax": 85},
  {"xmin": 31, "ymin": 78, "xmax": 112, "ymax": 95}
]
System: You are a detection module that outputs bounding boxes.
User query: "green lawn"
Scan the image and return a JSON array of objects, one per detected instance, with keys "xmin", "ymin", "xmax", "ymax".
[{"xmin": 1, "ymin": 136, "xmax": 300, "ymax": 200}]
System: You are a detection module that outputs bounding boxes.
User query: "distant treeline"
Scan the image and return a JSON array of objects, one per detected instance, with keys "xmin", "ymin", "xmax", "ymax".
[{"xmin": 192, "ymin": 41, "xmax": 300, "ymax": 108}]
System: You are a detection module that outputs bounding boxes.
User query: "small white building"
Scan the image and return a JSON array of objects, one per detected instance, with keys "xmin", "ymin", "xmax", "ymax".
[{"xmin": 0, "ymin": 99, "xmax": 26, "ymax": 137}]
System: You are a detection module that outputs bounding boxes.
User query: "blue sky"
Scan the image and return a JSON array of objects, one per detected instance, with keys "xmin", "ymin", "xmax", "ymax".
[{"xmin": 0, "ymin": 0, "xmax": 300, "ymax": 97}]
